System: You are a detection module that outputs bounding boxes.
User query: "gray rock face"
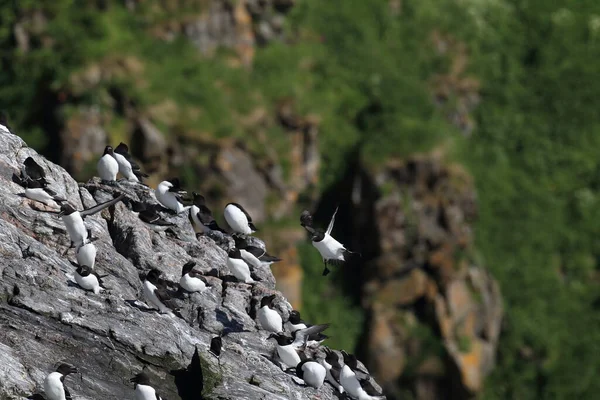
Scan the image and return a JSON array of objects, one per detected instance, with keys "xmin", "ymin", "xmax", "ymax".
[{"xmin": 0, "ymin": 125, "xmax": 342, "ymax": 400}]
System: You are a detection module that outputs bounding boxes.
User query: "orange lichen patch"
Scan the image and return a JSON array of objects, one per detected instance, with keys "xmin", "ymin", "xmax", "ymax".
[
  {"xmin": 368, "ymin": 306, "xmax": 406, "ymax": 384},
  {"xmin": 376, "ymin": 268, "xmax": 429, "ymax": 306}
]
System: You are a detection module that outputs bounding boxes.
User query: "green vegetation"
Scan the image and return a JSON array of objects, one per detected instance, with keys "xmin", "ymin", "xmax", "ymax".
[{"xmin": 1, "ymin": 0, "xmax": 600, "ymax": 398}]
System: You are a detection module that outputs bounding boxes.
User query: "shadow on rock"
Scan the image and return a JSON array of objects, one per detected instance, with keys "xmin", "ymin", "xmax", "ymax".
[{"xmin": 170, "ymin": 346, "xmax": 204, "ymax": 400}]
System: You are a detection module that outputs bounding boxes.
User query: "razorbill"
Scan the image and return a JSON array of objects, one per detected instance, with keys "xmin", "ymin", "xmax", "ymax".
[
  {"xmin": 59, "ymin": 193, "xmax": 125, "ymax": 247},
  {"xmin": 301, "ymin": 207, "xmax": 352, "ymax": 276},
  {"xmin": 224, "ymin": 203, "xmax": 258, "ymax": 235},
  {"xmin": 209, "ymin": 335, "xmax": 223, "ymax": 367},
  {"xmin": 321, "ymin": 348, "xmax": 344, "ymax": 394},
  {"xmin": 268, "ymin": 333, "xmax": 301, "ymax": 368},
  {"xmin": 156, "ymin": 178, "xmax": 188, "ymax": 214},
  {"xmin": 113, "ymin": 142, "xmax": 148, "ymax": 181},
  {"xmin": 290, "ymin": 323, "xmax": 330, "ymax": 350},
  {"xmin": 296, "ymin": 359, "xmax": 327, "ymax": 389},
  {"xmin": 256, "ymin": 294, "xmax": 283, "ymax": 333},
  {"xmin": 226, "ymin": 248, "xmax": 254, "ymax": 283},
  {"xmin": 127, "ymin": 200, "xmax": 175, "ymax": 231},
  {"xmin": 189, "ymin": 192, "xmax": 225, "ymax": 234},
  {"xmin": 142, "ymin": 268, "xmax": 178, "ymax": 315},
  {"xmin": 234, "ymin": 236, "xmax": 281, "ymax": 269},
  {"xmin": 130, "ymin": 372, "xmax": 163, "ymax": 400},
  {"xmin": 20, "ymin": 156, "xmax": 48, "ymax": 186},
  {"xmin": 75, "ymin": 239, "xmax": 96, "ymax": 269},
  {"xmin": 179, "ymin": 261, "xmax": 209, "ymax": 293},
  {"xmin": 43, "ymin": 363, "xmax": 77, "ymax": 400},
  {"xmin": 339, "ymin": 351, "xmax": 385, "ymax": 400},
  {"xmin": 23, "ymin": 180, "xmax": 65, "ymax": 208},
  {"xmin": 343, "ymin": 350, "xmax": 371, "ymax": 380},
  {"xmin": 97, "ymin": 145, "xmax": 119, "ymax": 181},
  {"xmin": 284, "ymin": 310, "xmax": 328, "ymax": 345},
  {"xmin": 74, "ymin": 264, "xmax": 106, "ymax": 294}
]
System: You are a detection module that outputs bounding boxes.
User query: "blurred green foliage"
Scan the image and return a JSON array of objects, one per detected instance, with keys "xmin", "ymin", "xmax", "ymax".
[{"xmin": 1, "ymin": 0, "xmax": 600, "ymax": 398}]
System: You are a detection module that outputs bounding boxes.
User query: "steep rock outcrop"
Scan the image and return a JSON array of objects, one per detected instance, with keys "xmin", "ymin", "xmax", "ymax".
[{"xmin": 0, "ymin": 125, "xmax": 342, "ymax": 400}]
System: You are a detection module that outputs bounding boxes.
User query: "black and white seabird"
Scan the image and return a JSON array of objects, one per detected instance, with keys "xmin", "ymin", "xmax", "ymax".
[
  {"xmin": 257, "ymin": 294, "xmax": 283, "ymax": 333},
  {"xmin": 97, "ymin": 145, "xmax": 119, "ymax": 181},
  {"xmin": 113, "ymin": 142, "xmax": 148, "ymax": 182},
  {"xmin": 296, "ymin": 359, "xmax": 327, "ymax": 389},
  {"xmin": 127, "ymin": 199, "xmax": 175, "ymax": 231},
  {"xmin": 179, "ymin": 261, "xmax": 209, "ymax": 293},
  {"xmin": 23, "ymin": 180, "xmax": 66, "ymax": 209},
  {"xmin": 268, "ymin": 333, "xmax": 301, "ymax": 368},
  {"xmin": 130, "ymin": 372, "xmax": 163, "ymax": 400},
  {"xmin": 74, "ymin": 264, "xmax": 106, "ymax": 294},
  {"xmin": 223, "ymin": 202, "xmax": 258, "ymax": 235},
  {"xmin": 339, "ymin": 351, "xmax": 386, "ymax": 400},
  {"xmin": 142, "ymin": 268, "xmax": 178, "ymax": 316},
  {"xmin": 321, "ymin": 348, "xmax": 344, "ymax": 394},
  {"xmin": 59, "ymin": 194, "xmax": 125, "ymax": 247},
  {"xmin": 226, "ymin": 248, "xmax": 254, "ymax": 283},
  {"xmin": 234, "ymin": 236, "xmax": 281, "ymax": 269},
  {"xmin": 16, "ymin": 156, "xmax": 49, "ymax": 187},
  {"xmin": 301, "ymin": 207, "xmax": 352, "ymax": 276},
  {"xmin": 209, "ymin": 335, "xmax": 223, "ymax": 367},
  {"xmin": 75, "ymin": 236, "xmax": 97, "ymax": 269},
  {"xmin": 189, "ymin": 192, "xmax": 225, "ymax": 234},
  {"xmin": 285, "ymin": 310, "xmax": 328, "ymax": 345},
  {"xmin": 156, "ymin": 178, "xmax": 188, "ymax": 214},
  {"xmin": 43, "ymin": 363, "xmax": 77, "ymax": 400}
]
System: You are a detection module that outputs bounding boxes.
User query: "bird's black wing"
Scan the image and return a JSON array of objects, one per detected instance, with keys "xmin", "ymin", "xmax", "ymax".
[
  {"xmin": 115, "ymin": 143, "xmax": 149, "ymax": 179},
  {"xmin": 229, "ymin": 202, "xmax": 254, "ymax": 223},
  {"xmin": 80, "ymin": 193, "xmax": 125, "ymax": 218},
  {"xmin": 360, "ymin": 379, "xmax": 384, "ymax": 396},
  {"xmin": 23, "ymin": 157, "xmax": 47, "ymax": 182},
  {"xmin": 245, "ymin": 246, "xmax": 266, "ymax": 258},
  {"xmin": 259, "ymin": 252, "xmax": 281, "ymax": 263},
  {"xmin": 62, "ymin": 380, "xmax": 72, "ymax": 400},
  {"xmin": 292, "ymin": 324, "xmax": 329, "ymax": 349},
  {"xmin": 139, "ymin": 210, "xmax": 174, "ymax": 226},
  {"xmin": 329, "ymin": 365, "xmax": 341, "ymax": 383}
]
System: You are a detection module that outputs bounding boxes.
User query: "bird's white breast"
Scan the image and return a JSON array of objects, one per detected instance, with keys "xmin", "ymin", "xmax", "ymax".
[
  {"xmin": 76, "ymin": 242, "xmax": 97, "ymax": 269},
  {"xmin": 62, "ymin": 212, "xmax": 87, "ymax": 246},
  {"xmin": 313, "ymin": 233, "xmax": 346, "ymax": 260},
  {"xmin": 44, "ymin": 372, "xmax": 66, "ymax": 400},
  {"xmin": 240, "ymin": 249, "xmax": 262, "ymax": 268},
  {"xmin": 135, "ymin": 384, "xmax": 159, "ymax": 400},
  {"xmin": 224, "ymin": 204, "xmax": 252, "ymax": 234},
  {"xmin": 113, "ymin": 152, "xmax": 137, "ymax": 181},
  {"xmin": 97, "ymin": 155, "xmax": 119, "ymax": 180},
  {"xmin": 277, "ymin": 344, "xmax": 301, "ymax": 368},
  {"xmin": 257, "ymin": 306, "xmax": 282, "ymax": 333},
  {"xmin": 302, "ymin": 361, "xmax": 327, "ymax": 389},
  {"xmin": 24, "ymin": 188, "xmax": 56, "ymax": 207},
  {"xmin": 340, "ymin": 365, "xmax": 364, "ymax": 397},
  {"xmin": 143, "ymin": 280, "xmax": 168, "ymax": 313},
  {"xmin": 156, "ymin": 183, "xmax": 185, "ymax": 213},
  {"xmin": 179, "ymin": 273, "xmax": 206, "ymax": 292},
  {"xmin": 75, "ymin": 272, "xmax": 100, "ymax": 294},
  {"xmin": 227, "ymin": 257, "xmax": 253, "ymax": 283}
]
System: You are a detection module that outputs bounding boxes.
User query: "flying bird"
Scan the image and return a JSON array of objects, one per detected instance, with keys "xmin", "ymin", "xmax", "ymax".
[
  {"xmin": 97, "ymin": 146, "xmax": 119, "ymax": 181},
  {"xmin": 224, "ymin": 203, "xmax": 258, "ymax": 235},
  {"xmin": 179, "ymin": 261, "xmax": 209, "ymax": 293},
  {"xmin": 43, "ymin": 363, "xmax": 78, "ymax": 400},
  {"xmin": 113, "ymin": 142, "xmax": 148, "ymax": 182},
  {"xmin": 130, "ymin": 372, "xmax": 164, "ymax": 400},
  {"xmin": 301, "ymin": 207, "xmax": 352, "ymax": 276},
  {"xmin": 156, "ymin": 178, "xmax": 188, "ymax": 214},
  {"xmin": 59, "ymin": 193, "xmax": 125, "ymax": 247}
]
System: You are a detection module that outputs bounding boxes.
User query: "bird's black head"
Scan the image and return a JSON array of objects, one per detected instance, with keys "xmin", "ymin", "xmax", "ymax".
[
  {"xmin": 130, "ymin": 200, "xmax": 147, "ymax": 212},
  {"xmin": 181, "ymin": 261, "xmax": 196, "ymax": 276},
  {"xmin": 26, "ymin": 180, "xmax": 44, "ymax": 189},
  {"xmin": 228, "ymin": 248, "xmax": 241, "ymax": 259},
  {"xmin": 233, "ymin": 236, "xmax": 248, "ymax": 249},
  {"xmin": 325, "ymin": 348, "xmax": 342, "ymax": 368},
  {"xmin": 103, "ymin": 145, "xmax": 114, "ymax": 156},
  {"xmin": 309, "ymin": 228, "xmax": 325, "ymax": 242},
  {"xmin": 192, "ymin": 192, "xmax": 206, "ymax": 206},
  {"xmin": 24, "ymin": 157, "xmax": 38, "ymax": 169},
  {"xmin": 260, "ymin": 294, "xmax": 277, "ymax": 309},
  {"xmin": 168, "ymin": 177, "xmax": 181, "ymax": 189},
  {"xmin": 59, "ymin": 203, "xmax": 76, "ymax": 216},
  {"xmin": 76, "ymin": 265, "xmax": 92, "ymax": 276},
  {"xmin": 145, "ymin": 268, "xmax": 162, "ymax": 284},
  {"xmin": 288, "ymin": 310, "xmax": 301, "ymax": 324},
  {"xmin": 300, "ymin": 210, "xmax": 313, "ymax": 228},
  {"xmin": 115, "ymin": 142, "xmax": 129, "ymax": 153},
  {"xmin": 130, "ymin": 371, "xmax": 150, "ymax": 386},
  {"xmin": 56, "ymin": 363, "xmax": 78, "ymax": 375},
  {"xmin": 341, "ymin": 350, "xmax": 356, "ymax": 367},
  {"xmin": 268, "ymin": 333, "xmax": 293, "ymax": 346}
]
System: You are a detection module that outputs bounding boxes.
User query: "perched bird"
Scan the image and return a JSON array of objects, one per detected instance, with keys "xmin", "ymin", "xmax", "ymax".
[
  {"xmin": 268, "ymin": 324, "xmax": 330, "ymax": 369},
  {"xmin": 321, "ymin": 348, "xmax": 344, "ymax": 394},
  {"xmin": 179, "ymin": 261, "xmax": 209, "ymax": 293},
  {"xmin": 127, "ymin": 199, "xmax": 175, "ymax": 231},
  {"xmin": 156, "ymin": 178, "xmax": 188, "ymax": 214},
  {"xmin": 59, "ymin": 194, "xmax": 125, "ymax": 247},
  {"xmin": 343, "ymin": 350, "xmax": 371, "ymax": 380},
  {"xmin": 256, "ymin": 294, "xmax": 283, "ymax": 333},
  {"xmin": 234, "ymin": 236, "xmax": 281, "ymax": 269},
  {"xmin": 338, "ymin": 351, "xmax": 386, "ymax": 400},
  {"xmin": 226, "ymin": 248, "xmax": 254, "ymax": 283},
  {"xmin": 209, "ymin": 335, "xmax": 223, "ymax": 367},
  {"xmin": 189, "ymin": 192, "xmax": 224, "ymax": 234},
  {"xmin": 113, "ymin": 142, "xmax": 148, "ymax": 182},
  {"xmin": 284, "ymin": 310, "xmax": 328, "ymax": 345},
  {"xmin": 75, "ymin": 239, "xmax": 96, "ymax": 269},
  {"xmin": 43, "ymin": 363, "xmax": 77, "ymax": 400},
  {"xmin": 18, "ymin": 156, "xmax": 49, "ymax": 187},
  {"xmin": 22, "ymin": 180, "xmax": 65, "ymax": 209},
  {"xmin": 142, "ymin": 268, "xmax": 178, "ymax": 315},
  {"xmin": 301, "ymin": 207, "xmax": 352, "ymax": 276},
  {"xmin": 97, "ymin": 146, "xmax": 119, "ymax": 181},
  {"xmin": 296, "ymin": 359, "xmax": 327, "ymax": 389},
  {"xmin": 130, "ymin": 372, "xmax": 163, "ymax": 400},
  {"xmin": 74, "ymin": 264, "xmax": 106, "ymax": 294},
  {"xmin": 224, "ymin": 203, "xmax": 258, "ymax": 235}
]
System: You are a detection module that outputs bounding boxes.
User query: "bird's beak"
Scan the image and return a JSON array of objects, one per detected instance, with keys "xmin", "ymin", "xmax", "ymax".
[{"xmin": 129, "ymin": 377, "xmax": 136, "ymax": 383}]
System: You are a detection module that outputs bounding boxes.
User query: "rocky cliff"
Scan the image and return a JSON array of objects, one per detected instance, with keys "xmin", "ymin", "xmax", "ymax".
[{"xmin": 0, "ymin": 125, "xmax": 344, "ymax": 400}]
